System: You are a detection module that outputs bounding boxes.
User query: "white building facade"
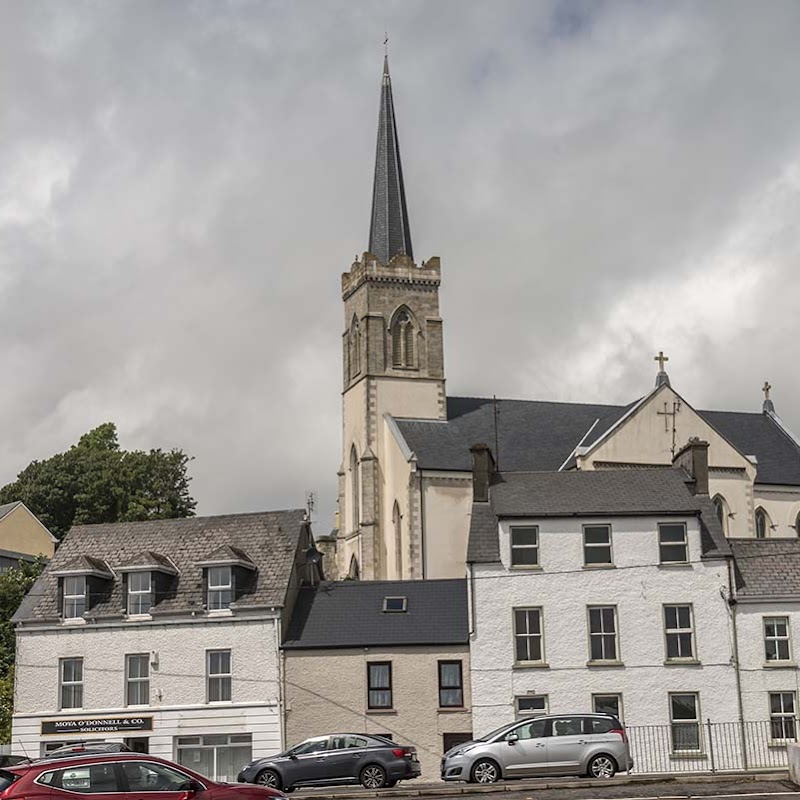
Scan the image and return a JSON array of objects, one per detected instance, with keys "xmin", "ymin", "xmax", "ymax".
[{"xmin": 12, "ymin": 510, "xmax": 322, "ymax": 779}]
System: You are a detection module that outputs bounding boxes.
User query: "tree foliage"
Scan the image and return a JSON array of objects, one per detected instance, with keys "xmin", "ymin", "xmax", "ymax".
[
  {"xmin": 0, "ymin": 423, "xmax": 196, "ymax": 538},
  {"xmin": 0, "ymin": 559, "xmax": 44, "ymax": 743}
]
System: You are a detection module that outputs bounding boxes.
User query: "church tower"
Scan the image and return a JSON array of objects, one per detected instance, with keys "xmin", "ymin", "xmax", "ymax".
[{"xmin": 336, "ymin": 56, "xmax": 446, "ymax": 581}]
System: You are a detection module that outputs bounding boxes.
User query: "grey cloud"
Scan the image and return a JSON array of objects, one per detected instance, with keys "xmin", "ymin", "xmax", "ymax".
[{"xmin": 1, "ymin": 0, "xmax": 799, "ymax": 531}]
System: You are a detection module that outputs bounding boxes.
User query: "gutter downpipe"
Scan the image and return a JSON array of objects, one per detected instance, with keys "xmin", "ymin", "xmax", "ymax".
[
  {"xmin": 467, "ymin": 562, "xmax": 476, "ymax": 636},
  {"xmin": 419, "ymin": 473, "xmax": 427, "ymax": 579},
  {"xmin": 275, "ymin": 614, "xmax": 287, "ymax": 750},
  {"xmin": 727, "ymin": 556, "xmax": 748, "ymax": 770}
]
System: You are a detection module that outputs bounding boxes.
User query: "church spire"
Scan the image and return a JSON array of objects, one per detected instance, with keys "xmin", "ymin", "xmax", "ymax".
[{"xmin": 368, "ymin": 55, "xmax": 414, "ymax": 265}]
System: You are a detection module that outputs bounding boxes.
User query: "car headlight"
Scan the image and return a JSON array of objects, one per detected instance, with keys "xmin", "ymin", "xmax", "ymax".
[{"xmin": 450, "ymin": 745, "xmax": 475, "ymax": 758}]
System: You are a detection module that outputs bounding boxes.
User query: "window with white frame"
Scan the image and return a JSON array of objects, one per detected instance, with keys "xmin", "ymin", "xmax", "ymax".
[
  {"xmin": 593, "ymin": 693, "xmax": 623, "ymax": 720},
  {"xmin": 664, "ymin": 605, "xmax": 695, "ymax": 661},
  {"xmin": 513, "ymin": 608, "xmax": 544, "ymax": 663},
  {"xmin": 127, "ymin": 572, "xmax": 152, "ymax": 616},
  {"xmin": 659, "ymin": 523, "xmax": 688, "ymax": 564},
  {"xmin": 60, "ymin": 657, "xmax": 83, "ymax": 709},
  {"xmin": 588, "ymin": 606, "xmax": 618, "ymax": 662},
  {"xmin": 126, "ymin": 654, "xmax": 150, "ymax": 706},
  {"xmin": 583, "ymin": 525, "xmax": 613, "ymax": 566},
  {"xmin": 669, "ymin": 693, "xmax": 701, "ymax": 752},
  {"xmin": 510, "ymin": 526, "xmax": 539, "ymax": 567},
  {"xmin": 207, "ymin": 567, "xmax": 233, "ymax": 610},
  {"xmin": 175, "ymin": 734, "xmax": 252, "ymax": 783},
  {"xmin": 515, "ymin": 695, "xmax": 548, "ymax": 717},
  {"xmin": 63, "ymin": 576, "xmax": 86, "ymax": 619},
  {"xmin": 207, "ymin": 650, "xmax": 232, "ymax": 702},
  {"xmin": 770, "ymin": 692, "xmax": 797, "ymax": 741},
  {"xmin": 765, "ymin": 617, "xmax": 791, "ymax": 662}
]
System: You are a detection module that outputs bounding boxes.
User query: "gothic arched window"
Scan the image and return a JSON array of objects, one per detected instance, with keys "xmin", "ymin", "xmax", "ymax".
[
  {"xmin": 349, "ymin": 316, "xmax": 361, "ymax": 380},
  {"xmin": 755, "ymin": 507, "xmax": 770, "ymax": 539},
  {"xmin": 348, "ymin": 554, "xmax": 360, "ymax": 581},
  {"xmin": 392, "ymin": 500, "xmax": 402, "ymax": 579},
  {"xmin": 712, "ymin": 494, "xmax": 728, "ymax": 535},
  {"xmin": 350, "ymin": 445, "xmax": 360, "ymax": 532},
  {"xmin": 795, "ymin": 511, "xmax": 800, "ymax": 538},
  {"xmin": 391, "ymin": 308, "xmax": 415, "ymax": 368}
]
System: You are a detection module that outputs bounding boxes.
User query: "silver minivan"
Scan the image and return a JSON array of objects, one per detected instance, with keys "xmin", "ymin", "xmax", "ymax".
[{"xmin": 441, "ymin": 713, "xmax": 633, "ymax": 783}]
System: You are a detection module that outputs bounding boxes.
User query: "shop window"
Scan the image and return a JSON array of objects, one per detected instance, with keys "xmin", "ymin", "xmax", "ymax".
[{"xmin": 175, "ymin": 734, "xmax": 252, "ymax": 783}]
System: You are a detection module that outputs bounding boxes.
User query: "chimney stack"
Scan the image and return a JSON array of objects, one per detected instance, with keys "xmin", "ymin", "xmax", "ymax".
[
  {"xmin": 470, "ymin": 443, "xmax": 495, "ymax": 503},
  {"xmin": 673, "ymin": 437, "xmax": 710, "ymax": 495}
]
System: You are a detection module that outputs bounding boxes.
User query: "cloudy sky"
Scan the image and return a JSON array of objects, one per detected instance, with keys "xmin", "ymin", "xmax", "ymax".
[{"xmin": 2, "ymin": 0, "xmax": 799, "ymax": 530}]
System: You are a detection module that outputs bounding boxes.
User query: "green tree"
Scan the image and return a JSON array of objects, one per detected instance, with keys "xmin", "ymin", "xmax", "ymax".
[
  {"xmin": 0, "ymin": 559, "xmax": 44, "ymax": 743},
  {"xmin": 0, "ymin": 423, "xmax": 196, "ymax": 538}
]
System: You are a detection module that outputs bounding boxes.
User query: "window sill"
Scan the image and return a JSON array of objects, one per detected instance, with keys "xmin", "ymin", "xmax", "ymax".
[
  {"xmin": 664, "ymin": 659, "xmax": 701, "ymax": 666},
  {"xmin": 768, "ymin": 742, "xmax": 792, "ymax": 749},
  {"xmin": 513, "ymin": 662, "xmax": 550, "ymax": 670},
  {"xmin": 61, "ymin": 618, "xmax": 87, "ymax": 626},
  {"xmin": 763, "ymin": 661, "xmax": 797, "ymax": 669},
  {"xmin": 206, "ymin": 609, "xmax": 234, "ymax": 617},
  {"xmin": 583, "ymin": 564, "xmax": 616, "ymax": 570},
  {"xmin": 586, "ymin": 660, "xmax": 624, "ymax": 668},
  {"xmin": 438, "ymin": 707, "xmax": 468, "ymax": 714},
  {"xmin": 125, "ymin": 613, "xmax": 153, "ymax": 622},
  {"xmin": 669, "ymin": 752, "xmax": 706, "ymax": 761},
  {"xmin": 509, "ymin": 565, "xmax": 542, "ymax": 571},
  {"xmin": 366, "ymin": 708, "xmax": 397, "ymax": 715},
  {"xmin": 658, "ymin": 563, "xmax": 693, "ymax": 569}
]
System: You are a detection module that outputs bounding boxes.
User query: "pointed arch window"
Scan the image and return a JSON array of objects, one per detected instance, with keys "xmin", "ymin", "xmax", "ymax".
[
  {"xmin": 712, "ymin": 495, "xmax": 729, "ymax": 535},
  {"xmin": 350, "ymin": 445, "xmax": 360, "ymax": 532},
  {"xmin": 392, "ymin": 500, "xmax": 403, "ymax": 579},
  {"xmin": 348, "ymin": 554, "xmax": 360, "ymax": 581},
  {"xmin": 796, "ymin": 512, "xmax": 800, "ymax": 538},
  {"xmin": 755, "ymin": 507, "xmax": 771, "ymax": 539},
  {"xmin": 349, "ymin": 316, "xmax": 361, "ymax": 380},
  {"xmin": 391, "ymin": 308, "xmax": 415, "ymax": 368}
]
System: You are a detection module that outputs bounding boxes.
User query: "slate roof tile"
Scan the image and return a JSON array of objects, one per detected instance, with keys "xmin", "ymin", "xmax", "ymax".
[
  {"xmin": 282, "ymin": 579, "xmax": 468, "ymax": 649},
  {"xmin": 14, "ymin": 509, "xmax": 307, "ymax": 623},
  {"xmin": 730, "ymin": 539, "xmax": 800, "ymax": 596},
  {"xmin": 395, "ymin": 396, "xmax": 800, "ymax": 487}
]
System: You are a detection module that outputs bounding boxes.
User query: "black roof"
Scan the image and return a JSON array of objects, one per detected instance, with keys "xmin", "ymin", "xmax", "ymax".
[
  {"xmin": 282, "ymin": 579, "xmax": 468, "ymax": 649},
  {"xmin": 731, "ymin": 539, "xmax": 800, "ymax": 597},
  {"xmin": 468, "ymin": 468, "xmax": 730, "ymax": 564},
  {"xmin": 14, "ymin": 509, "xmax": 310, "ymax": 623},
  {"xmin": 394, "ymin": 395, "xmax": 800, "ymax": 486}
]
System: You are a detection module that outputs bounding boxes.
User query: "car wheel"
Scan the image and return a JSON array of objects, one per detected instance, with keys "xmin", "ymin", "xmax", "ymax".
[
  {"xmin": 255, "ymin": 769, "xmax": 282, "ymax": 790},
  {"xmin": 360, "ymin": 764, "xmax": 387, "ymax": 789},
  {"xmin": 471, "ymin": 758, "xmax": 501, "ymax": 784},
  {"xmin": 588, "ymin": 754, "xmax": 617, "ymax": 779}
]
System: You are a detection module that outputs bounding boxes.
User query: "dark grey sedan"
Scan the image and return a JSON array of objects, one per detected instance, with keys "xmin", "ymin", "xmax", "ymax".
[{"xmin": 237, "ymin": 733, "xmax": 421, "ymax": 791}]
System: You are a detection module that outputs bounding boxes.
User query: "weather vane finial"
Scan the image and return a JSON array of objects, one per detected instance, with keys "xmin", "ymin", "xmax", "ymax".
[{"xmin": 384, "ymin": 31, "xmax": 389, "ymax": 57}]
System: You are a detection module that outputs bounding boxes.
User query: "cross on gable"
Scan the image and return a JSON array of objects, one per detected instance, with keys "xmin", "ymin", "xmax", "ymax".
[
  {"xmin": 654, "ymin": 351, "xmax": 669, "ymax": 372},
  {"xmin": 763, "ymin": 380, "xmax": 772, "ymax": 401}
]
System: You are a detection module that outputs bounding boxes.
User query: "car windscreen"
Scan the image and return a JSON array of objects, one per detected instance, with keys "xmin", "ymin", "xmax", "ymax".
[
  {"xmin": 0, "ymin": 770, "xmax": 21, "ymax": 792},
  {"xmin": 478, "ymin": 722, "xmax": 519, "ymax": 742}
]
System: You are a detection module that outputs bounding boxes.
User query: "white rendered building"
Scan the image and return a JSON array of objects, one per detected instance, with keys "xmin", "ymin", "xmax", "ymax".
[{"xmin": 12, "ymin": 510, "xmax": 322, "ymax": 779}]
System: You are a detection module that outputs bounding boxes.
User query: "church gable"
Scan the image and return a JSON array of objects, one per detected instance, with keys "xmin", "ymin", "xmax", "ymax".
[{"xmin": 579, "ymin": 384, "xmax": 755, "ymax": 475}]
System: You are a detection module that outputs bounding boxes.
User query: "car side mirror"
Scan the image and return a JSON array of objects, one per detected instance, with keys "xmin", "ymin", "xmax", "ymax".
[
  {"xmin": 507, "ymin": 733, "xmax": 519, "ymax": 745},
  {"xmin": 179, "ymin": 781, "xmax": 203, "ymax": 799}
]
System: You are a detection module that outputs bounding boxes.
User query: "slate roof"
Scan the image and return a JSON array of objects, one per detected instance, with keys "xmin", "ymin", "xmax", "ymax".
[
  {"xmin": 52, "ymin": 555, "xmax": 113, "ymax": 576},
  {"xmin": 730, "ymin": 539, "xmax": 800, "ymax": 597},
  {"xmin": 13, "ymin": 509, "xmax": 308, "ymax": 624},
  {"xmin": 0, "ymin": 502, "xmax": 21, "ymax": 522},
  {"xmin": 118, "ymin": 551, "xmax": 176, "ymax": 572},
  {"xmin": 394, "ymin": 396, "xmax": 800, "ymax": 486},
  {"xmin": 468, "ymin": 468, "xmax": 730, "ymax": 563},
  {"xmin": 282, "ymin": 579, "xmax": 468, "ymax": 649}
]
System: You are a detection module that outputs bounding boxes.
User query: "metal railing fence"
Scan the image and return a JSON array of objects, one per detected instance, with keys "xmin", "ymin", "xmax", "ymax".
[{"xmin": 628, "ymin": 719, "xmax": 794, "ymax": 774}]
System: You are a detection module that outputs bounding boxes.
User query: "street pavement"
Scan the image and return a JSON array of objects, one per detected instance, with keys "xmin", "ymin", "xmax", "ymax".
[{"xmin": 293, "ymin": 773, "xmax": 796, "ymax": 800}]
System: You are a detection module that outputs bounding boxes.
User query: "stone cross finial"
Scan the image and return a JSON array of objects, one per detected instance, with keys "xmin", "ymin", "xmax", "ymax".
[
  {"xmin": 763, "ymin": 381, "xmax": 772, "ymax": 401},
  {"xmin": 655, "ymin": 351, "xmax": 669, "ymax": 372}
]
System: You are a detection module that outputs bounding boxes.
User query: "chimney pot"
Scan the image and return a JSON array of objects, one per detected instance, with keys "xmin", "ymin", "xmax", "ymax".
[
  {"xmin": 673, "ymin": 437, "xmax": 710, "ymax": 495},
  {"xmin": 470, "ymin": 443, "xmax": 495, "ymax": 503}
]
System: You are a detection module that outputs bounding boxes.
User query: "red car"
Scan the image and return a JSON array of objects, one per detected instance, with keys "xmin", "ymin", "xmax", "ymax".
[{"xmin": 0, "ymin": 752, "xmax": 285, "ymax": 800}]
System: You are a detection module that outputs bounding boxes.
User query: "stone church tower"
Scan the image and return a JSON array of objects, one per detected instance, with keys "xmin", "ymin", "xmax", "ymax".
[{"xmin": 334, "ymin": 57, "xmax": 446, "ymax": 581}]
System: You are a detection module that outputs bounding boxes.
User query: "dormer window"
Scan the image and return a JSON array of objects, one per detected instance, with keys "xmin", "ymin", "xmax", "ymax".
[
  {"xmin": 208, "ymin": 566, "xmax": 233, "ymax": 610},
  {"xmin": 63, "ymin": 576, "xmax": 86, "ymax": 619},
  {"xmin": 127, "ymin": 572, "xmax": 152, "ymax": 615}
]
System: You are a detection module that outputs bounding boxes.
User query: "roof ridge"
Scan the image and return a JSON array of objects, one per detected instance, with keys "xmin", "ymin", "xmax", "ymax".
[
  {"xmin": 71, "ymin": 508, "xmax": 306, "ymax": 532},
  {"xmin": 449, "ymin": 395, "xmax": 628, "ymax": 410}
]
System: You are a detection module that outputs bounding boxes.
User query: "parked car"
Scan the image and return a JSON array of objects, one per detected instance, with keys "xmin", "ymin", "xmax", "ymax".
[
  {"xmin": 0, "ymin": 752, "xmax": 285, "ymax": 800},
  {"xmin": 237, "ymin": 733, "xmax": 421, "ymax": 791},
  {"xmin": 441, "ymin": 713, "xmax": 633, "ymax": 783},
  {"xmin": 44, "ymin": 742, "xmax": 133, "ymax": 760}
]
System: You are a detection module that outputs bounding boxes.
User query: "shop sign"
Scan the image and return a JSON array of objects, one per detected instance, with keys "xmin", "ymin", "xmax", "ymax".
[{"xmin": 41, "ymin": 717, "xmax": 153, "ymax": 735}]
